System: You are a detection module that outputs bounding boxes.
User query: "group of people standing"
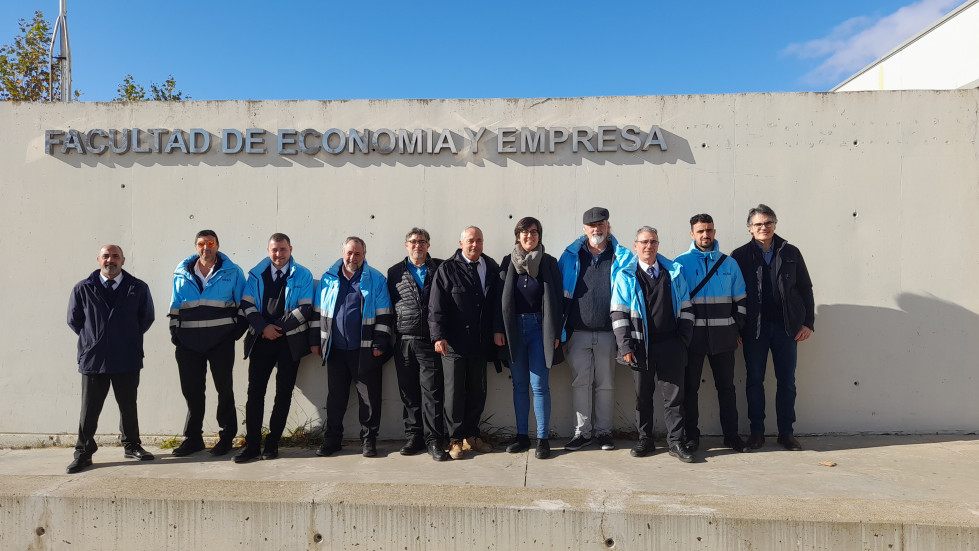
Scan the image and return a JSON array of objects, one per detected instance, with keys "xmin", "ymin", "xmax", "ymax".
[{"xmin": 64, "ymin": 204, "xmax": 813, "ymax": 474}]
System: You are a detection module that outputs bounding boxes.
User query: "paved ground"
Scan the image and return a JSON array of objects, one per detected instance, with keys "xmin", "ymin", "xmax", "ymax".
[{"xmin": 3, "ymin": 433, "xmax": 978, "ymax": 503}]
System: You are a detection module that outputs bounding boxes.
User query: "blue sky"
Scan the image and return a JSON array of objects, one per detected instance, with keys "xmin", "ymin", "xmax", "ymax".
[{"xmin": 0, "ymin": 0, "xmax": 965, "ymax": 101}]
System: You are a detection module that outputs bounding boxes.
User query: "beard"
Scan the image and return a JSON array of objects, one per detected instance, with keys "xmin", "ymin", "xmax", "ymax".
[{"xmin": 588, "ymin": 233, "xmax": 606, "ymax": 246}]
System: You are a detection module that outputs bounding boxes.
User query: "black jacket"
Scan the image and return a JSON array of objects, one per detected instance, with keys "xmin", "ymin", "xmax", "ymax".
[
  {"xmin": 494, "ymin": 252, "xmax": 565, "ymax": 368},
  {"xmin": 387, "ymin": 255, "xmax": 442, "ymax": 340},
  {"xmin": 67, "ymin": 269, "xmax": 154, "ymax": 375},
  {"xmin": 428, "ymin": 250, "xmax": 500, "ymax": 357},
  {"xmin": 731, "ymin": 234, "xmax": 815, "ymax": 339}
]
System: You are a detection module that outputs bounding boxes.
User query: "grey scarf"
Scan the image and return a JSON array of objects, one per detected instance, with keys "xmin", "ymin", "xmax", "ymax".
[{"xmin": 512, "ymin": 243, "xmax": 543, "ymax": 277}]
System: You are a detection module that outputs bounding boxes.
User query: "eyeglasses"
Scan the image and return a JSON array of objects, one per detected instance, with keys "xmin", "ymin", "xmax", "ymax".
[
  {"xmin": 751, "ymin": 221, "xmax": 775, "ymax": 229},
  {"xmin": 196, "ymin": 240, "xmax": 217, "ymax": 247},
  {"xmin": 635, "ymin": 240, "xmax": 659, "ymax": 246},
  {"xmin": 519, "ymin": 230, "xmax": 540, "ymax": 237},
  {"xmin": 407, "ymin": 239, "xmax": 429, "ymax": 245}
]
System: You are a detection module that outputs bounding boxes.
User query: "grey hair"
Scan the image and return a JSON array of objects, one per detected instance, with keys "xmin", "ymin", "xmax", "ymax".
[
  {"xmin": 746, "ymin": 204, "xmax": 778, "ymax": 226},
  {"xmin": 460, "ymin": 226, "xmax": 482, "ymax": 240},
  {"xmin": 405, "ymin": 227, "xmax": 431, "ymax": 242},
  {"xmin": 343, "ymin": 236, "xmax": 367, "ymax": 255},
  {"xmin": 635, "ymin": 226, "xmax": 658, "ymax": 238}
]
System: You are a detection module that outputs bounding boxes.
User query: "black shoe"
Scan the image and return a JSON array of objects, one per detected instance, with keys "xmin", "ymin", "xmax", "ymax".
[
  {"xmin": 66, "ymin": 455, "xmax": 92, "ymax": 474},
  {"xmin": 669, "ymin": 443, "xmax": 695, "ymax": 463},
  {"xmin": 210, "ymin": 438, "xmax": 234, "ymax": 456},
  {"xmin": 124, "ymin": 445, "xmax": 155, "ymax": 461},
  {"xmin": 316, "ymin": 441, "xmax": 342, "ymax": 457},
  {"xmin": 171, "ymin": 438, "xmax": 205, "ymax": 457},
  {"xmin": 630, "ymin": 437, "xmax": 655, "ymax": 458},
  {"xmin": 535, "ymin": 438, "xmax": 551, "ymax": 459},
  {"xmin": 363, "ymin": 439, "xmax": 377, "ymax": 457},
  {"xmin": 506, "ymin": 434, "xmax": 531, "ymax": 453},
  {"xmin": 596, "ymin": 434, "xmax": 615, "ymax": 450},
  {"xmin": 724, "ymin": 435, "xmax": 747, "ymax": 453},
  {"xmin": 262, "ymin": 446, "xmax": 279, "ymax": 460},
  {"xmin": 684, "ymin": 438, "xmax": 699, "ymax": 453},
  {"xmin": 233, "ymin": 447, "xmax": 261, "ymax": 464},
  {"xmin": 747, "ymin": 433, "xmax": 765, "ymax": 449},
  {"xmin": 564, "ymin": 435, "xmax": 592, "ymax": 451},
  {"xmin": 428, "ymin": 440, "xmax": 448, "ymax": 461},
  {"xmin": 777, "ymin": 435, "xmax": 802, "ymax": 451},
  {"xmin": 400, "ymin": 437, "xmax": 426, "ymax": 456}
]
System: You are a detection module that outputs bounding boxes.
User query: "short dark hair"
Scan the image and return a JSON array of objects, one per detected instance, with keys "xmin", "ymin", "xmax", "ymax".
[
  {"xmin": 405, "ymin": 227, "xmax": 430, "ymax": 242},
  {"xmin": 513, "ymin": 216, "xmax": 543, "ymax": 244},
  {"xmin": 689, "ymin": 214, "xmax": 713, "ymax": 228},
  {"xmin": 269, "ymin": 233, "xmax": 291, "ymax": 245},
  {"xmin": 196, "ymin": 230, "xmax": 219, "ymax": 245},
  {"xmin": 746, "ymin": 204, "xmax": 778, "ymax": 226}
]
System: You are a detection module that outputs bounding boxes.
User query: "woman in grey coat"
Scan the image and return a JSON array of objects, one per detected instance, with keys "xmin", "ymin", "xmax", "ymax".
[{"xmin": 494, "ymin": 216, "xmax": 564, "ymax": 459}]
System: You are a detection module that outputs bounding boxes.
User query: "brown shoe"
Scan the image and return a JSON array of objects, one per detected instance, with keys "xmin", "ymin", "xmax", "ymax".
[
  {"xmin": 465, "ymin": 436, "xmax": 492, "ymax": 453},
  {"xmin": 746, "ymin": 433, "xmax": 765, "ymax": 449},
  {"xmin": 777, "ymin": 435, "xmax": 802, "ymax": 451},
  {"xmin": 449, "ymin": 441, "xmax": 465, "ymax": 459}
]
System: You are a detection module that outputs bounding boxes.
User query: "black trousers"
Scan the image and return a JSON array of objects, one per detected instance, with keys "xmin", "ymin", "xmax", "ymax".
[
  {"xmin": 325, "ymin": 348, "xmax": 382, "ymax": 442},
  {"xmin": 75, "ymin": 370, "xmax": 141, "ymax": 458},
  {"xmin": 394, "ymin": 336, "xmax": 445, "ymax": 443},
  {"xmin": 244, "ymin": 337, "xmax": 300, "ymax": 451},
  {"xmin": 633, "ymin": 337, "xmax": 687, "ymax": 446},
  {"xmin": 175, "ymin": 337, "xmax": 237, "ymax": 441},
  {"xmin": 684, "ymin": 349, "xmax": 739, "ymax": 439},
  {"xmin": 442, "ymin": 353, "xmax": 487, "ymax": 441}
]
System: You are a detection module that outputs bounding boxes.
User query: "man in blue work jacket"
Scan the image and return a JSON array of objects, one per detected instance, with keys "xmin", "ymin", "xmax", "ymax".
[
  {"xmin": 169, "ymin": 230, "xmax": 246, "ymax": 457},
  {"xmin": 234, "ymin": 233, "xmax": 315, "ymax": 463},
  {"xmin": 311, "ymin": 236, "xmax": 393, "ymax": 458}
]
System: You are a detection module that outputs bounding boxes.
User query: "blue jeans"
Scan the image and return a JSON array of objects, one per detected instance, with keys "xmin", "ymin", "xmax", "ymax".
[
  {"xmin": 509, "ymin": 313, "xmax": 551, "ymax": 438},
  {"xmin": 743, "ymin": 320, "xmax": 798, "ymax": 436}
]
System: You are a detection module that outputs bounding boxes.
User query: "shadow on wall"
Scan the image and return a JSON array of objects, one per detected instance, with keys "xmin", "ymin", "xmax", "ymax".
[
  {"xmin": 47, "ymin": 128, "xmax": 695, "ymax": 170},
  {"xmin": 801, "ymin": 293, "xmax": 979, "ymax": 434}
]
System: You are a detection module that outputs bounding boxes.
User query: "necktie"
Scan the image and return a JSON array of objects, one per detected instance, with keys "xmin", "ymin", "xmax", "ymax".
[
  {"xmin": 469, "ymin": 262, "xmax": 482, "ymax": 294},
  {"xmin": 275, "ymin": 269, "xmax": 283, "ymax": 281},
  {"xmin": 646, "ymin": 265, "xmax": 657, "ymax": 279},
  {"xmin": 105, "ymin": 279, "xmax": 116, "ymax": 290}
]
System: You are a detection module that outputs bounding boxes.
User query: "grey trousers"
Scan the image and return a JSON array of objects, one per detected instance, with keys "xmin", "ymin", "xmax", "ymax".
[{"xmin": 565, "ymin": 330, "xmax": 616, "ymax": 437}]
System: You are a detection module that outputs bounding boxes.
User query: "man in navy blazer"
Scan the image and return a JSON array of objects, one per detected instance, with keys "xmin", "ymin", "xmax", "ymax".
[{"xmin": 66, "ymin": 244, "xmax": 155, "ymax": 474}]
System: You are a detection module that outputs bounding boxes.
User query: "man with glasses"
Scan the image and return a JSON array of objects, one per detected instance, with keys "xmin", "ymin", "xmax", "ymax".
[
  {"xmin": 675, "ymin": 214, "xmax": 748, "ymax": 454},
  {"xmin": 558, "ymin": 207, "xmax": 635, "ymax": 452},
  {"xmin": 731, "ymin": 204, "xmax": 814, "ymax": 451},
  {"xmin": 611, "ymin": 228, "xmax": 696, "ymax": 462},
  {"xmin": 169, "ymin": 230, "xmax": 247, "ymax": 457},
  {"xmin": 387, "ymin": 228, "xmax": 448, "ymax": 461}
]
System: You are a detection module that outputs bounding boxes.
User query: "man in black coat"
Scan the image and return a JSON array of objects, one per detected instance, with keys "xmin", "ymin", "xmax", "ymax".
[
  {"xmin": 731, "ymin": 204, "xmax": 814, "ymax": 451},
  {"xmin": 387, "ymin": 227, "xmax": 446, "ymax": 461},
  {"xmin": 66, "ymin": 245, "xmax": 155, "ymax": 474},
  {"xmin": 429, "ymin": 226, "xmax": 500, "ymax": 460}
]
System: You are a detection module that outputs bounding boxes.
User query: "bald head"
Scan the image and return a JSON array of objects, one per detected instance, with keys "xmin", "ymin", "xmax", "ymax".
[{"xmin": 97, "ymin": 244, "xmax": 125, "ymax": 278}]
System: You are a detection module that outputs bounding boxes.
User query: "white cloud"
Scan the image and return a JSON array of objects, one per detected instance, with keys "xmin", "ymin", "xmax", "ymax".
[{"xmin": 784, "ymin": 0, "xmax": 963, "ymax": 86}]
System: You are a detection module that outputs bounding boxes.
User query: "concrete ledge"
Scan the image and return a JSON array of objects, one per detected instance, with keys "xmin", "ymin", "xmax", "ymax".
[{"xmin": 2, "ymin": 435, "xmax": 978, "ymax": 549}]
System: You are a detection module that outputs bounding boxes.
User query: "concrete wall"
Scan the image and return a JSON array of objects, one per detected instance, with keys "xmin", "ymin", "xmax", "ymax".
[
  {"xmin": 1, "ymin": 91, "xmax": 977, "ymax": 442},
  {"xmin": 835, "ymin": 0, "xmax": 979, "ymax": 91}
]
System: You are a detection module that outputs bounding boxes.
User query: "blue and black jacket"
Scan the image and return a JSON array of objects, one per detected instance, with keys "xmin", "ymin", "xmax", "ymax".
[
  {"xmin": 557, "ymin": 234, "xmax": 636, "ymax": 341},
  {"xmin": 241, "ymin": 257, "xmax": 315, "ymax": 361},
  {"xmin": 610, "ymin": 254, "xmax": 694, "ymax": 370},
  {"xmin": 311, "ymin": 259, "xmax": 393, "ymax": 363},
  {"xmin": 169, "ymin": 252, "xmax": 246, "ymax": 353},
  {"xmin": 673, "ymin": 239, "xmax": 747, "ymax": 355}
]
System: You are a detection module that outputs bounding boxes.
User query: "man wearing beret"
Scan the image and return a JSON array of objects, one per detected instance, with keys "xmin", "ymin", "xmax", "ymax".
[{"xmin": 558, "ymin": 207, "xmax": 635, "ymax": 451}]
